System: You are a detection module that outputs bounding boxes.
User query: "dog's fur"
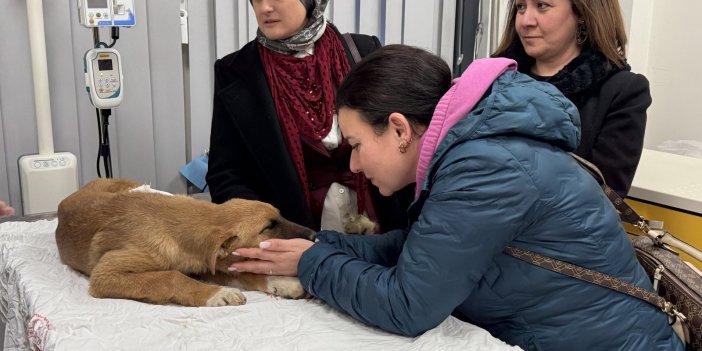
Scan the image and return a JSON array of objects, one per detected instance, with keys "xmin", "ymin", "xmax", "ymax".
[
  {"xmin": 344, "ymin": 213, "xmax": 377, "ymax": 235},
  {"xmin": 55, "ymin": 178, "xmax": 316, "ymax": 307}
]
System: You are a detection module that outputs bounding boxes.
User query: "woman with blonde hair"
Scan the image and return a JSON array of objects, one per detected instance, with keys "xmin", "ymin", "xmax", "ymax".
[{"xmin": 493, "ymin": 0, "xmax": 651, "ymax": 196}]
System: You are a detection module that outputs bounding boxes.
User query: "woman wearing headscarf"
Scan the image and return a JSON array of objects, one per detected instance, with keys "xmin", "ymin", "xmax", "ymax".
[{"xmin": 207, "ymin": 0, "xmax": 412, "ymax": 233}]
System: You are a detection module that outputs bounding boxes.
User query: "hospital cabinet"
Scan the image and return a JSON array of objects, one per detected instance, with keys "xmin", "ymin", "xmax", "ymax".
[{"xmin": 625, "ymin": 149, "xmax": 702, "ymax": 270}]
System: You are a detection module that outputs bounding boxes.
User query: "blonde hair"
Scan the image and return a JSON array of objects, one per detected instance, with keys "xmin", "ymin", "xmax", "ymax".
[{"xmin": 492, "ymin": 0, "xmax": 628, "ymax": 68}]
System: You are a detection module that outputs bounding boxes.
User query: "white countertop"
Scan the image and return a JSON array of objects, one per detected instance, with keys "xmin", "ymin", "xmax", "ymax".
[{"xmin": 628, "ymin": 148, "xmax": 702, "ymax": 215}]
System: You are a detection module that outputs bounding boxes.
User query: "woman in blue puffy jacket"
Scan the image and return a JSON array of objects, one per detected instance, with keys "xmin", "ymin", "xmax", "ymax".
[{"xmin": 229, "ymin": 45, "xmax": 683, "ymax": 350}]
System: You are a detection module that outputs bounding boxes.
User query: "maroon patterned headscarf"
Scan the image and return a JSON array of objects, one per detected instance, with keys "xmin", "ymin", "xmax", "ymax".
[{"xmin": 259, "ymin": 25, "xmax": 368, "ymax": 216}]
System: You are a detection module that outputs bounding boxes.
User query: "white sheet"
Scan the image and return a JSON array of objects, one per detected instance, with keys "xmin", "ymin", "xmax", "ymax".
[{"xmin": 0, "ymin": 219, "xmax": 522, "ymax": 351}]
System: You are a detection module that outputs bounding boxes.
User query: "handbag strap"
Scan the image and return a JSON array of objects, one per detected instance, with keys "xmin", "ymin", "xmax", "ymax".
[
  {"xmin": 568, "ymin": 153, "xmax": 645, "ymax": 228},
  {"xmin": 504, "ymin": 245, "xmax": 682, "ymax": 318},
  {"xmin": 341, "ymin": 33, "xmax": 362, "ymax": 65}
]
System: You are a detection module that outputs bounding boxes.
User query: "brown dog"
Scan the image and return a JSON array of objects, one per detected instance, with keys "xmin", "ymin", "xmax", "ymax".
[{"xmin": 55, "ymin": 178, "xmax": 315, "ymax": 307}]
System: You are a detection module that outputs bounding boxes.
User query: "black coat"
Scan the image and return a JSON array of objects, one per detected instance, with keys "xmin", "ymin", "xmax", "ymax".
[
  {"xmin": 207, "ymin": 28, "xmax": 412, "ymax": 230},
  {"xmin": 573, "ymin": 69, "xmax": 650, "ymax": 196},
  {"xmin": 505, "ymin": 48, "xmax": 652, "ymax": 195}
]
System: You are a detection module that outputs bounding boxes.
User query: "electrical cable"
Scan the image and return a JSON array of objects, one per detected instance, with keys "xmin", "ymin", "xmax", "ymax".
[
  {"xmin": 107, "ymin": 27, "xmax": 119, "ymax": 48},
  {"xmin": 95, "ymin": 108, "xmax": 114, "ymax": 178},
  {"xmin": 95, "ymin": 108, "xmax": 103, "ymax": 177},
  {"xmin": 94, "ymin": 27, "xmax": 120, "ymax": 48},
  {"xmin": 101, "ymin": 109, "xmax": 113, "ymax": 177}
]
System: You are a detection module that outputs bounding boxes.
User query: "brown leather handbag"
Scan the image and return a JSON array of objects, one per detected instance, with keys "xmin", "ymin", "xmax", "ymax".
[
  {"xmin": 631, "ymin": 235, "xmax": 702, "ymax": 350},
  {"xmin": 505, "ymin": 154, "xmax": 702, "ymax": 350}
]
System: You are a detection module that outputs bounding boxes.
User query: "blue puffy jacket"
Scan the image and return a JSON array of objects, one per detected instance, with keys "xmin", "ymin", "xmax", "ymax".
[{"xmin": 298, "ymin": 70, "xmax": 683, "ymax": 351}]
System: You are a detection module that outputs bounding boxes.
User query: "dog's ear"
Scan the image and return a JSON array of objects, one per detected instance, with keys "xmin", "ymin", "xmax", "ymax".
[{"xmin": 208, "ymin": 233, "xmax": 239, "ymax": 274}]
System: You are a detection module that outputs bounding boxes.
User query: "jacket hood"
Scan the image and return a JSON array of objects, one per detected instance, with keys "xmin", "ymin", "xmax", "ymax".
[
  {"xmin": 416, "ymin": 64, "xmax": 580, "ymax": 195},
  {"xmin": 460, "ymin": 70, "xmax": 581, "ymax": 148},
  {"xmin": 434, "ymin": 71, "xmax": 580, "ymax": 159},
  {"xmin": 416, "ymin": 58, "xmax": 517, "ymax": 197}
]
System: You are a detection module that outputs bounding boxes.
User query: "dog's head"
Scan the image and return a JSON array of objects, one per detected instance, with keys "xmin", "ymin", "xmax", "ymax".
[{"xmin": 208, "ymin": 199, "xmax": 316, "ymax": 273}]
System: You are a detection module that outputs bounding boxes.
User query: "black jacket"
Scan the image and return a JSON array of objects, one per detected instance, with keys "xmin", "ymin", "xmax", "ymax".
[
  {"xmin": 573, "ymin": 69, "xmax": 650, "ymax": 196},
  {"xmin": 504, "ymin": 48, "xmax": 651, "ymax": 195},
  {"xmin": 207, "ymin": 28, "xmax": 412, "ymax": 230}
]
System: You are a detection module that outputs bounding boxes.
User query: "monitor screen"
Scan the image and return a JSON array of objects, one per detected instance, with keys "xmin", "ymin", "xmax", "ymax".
[
  {"xmin": 87, "ymin": 0, "xmax": 108, "ymax": 8},
  {"xmin": 98, "ymin": 59, "xmax": 113, "ymax": 71}
]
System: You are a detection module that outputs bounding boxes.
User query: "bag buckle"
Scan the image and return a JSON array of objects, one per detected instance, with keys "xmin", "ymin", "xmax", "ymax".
[
  {"xmin": 634, "ymin": 217, "xmax": 651, "ymax": 233},
  {"xmin": 662, "ymin": 302, "xmax": 688, "ymax": 323},
  {"xmin": 646, "ymin": 229, "xmax": 681, "ymax": 255}
]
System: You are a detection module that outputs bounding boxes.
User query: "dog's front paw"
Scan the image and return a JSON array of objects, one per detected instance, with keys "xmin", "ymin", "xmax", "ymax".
[
  {"xmin": 266, "ymin": 276, "xmax": 308, "ymax": 299},
  {"xmin": 206, "ymin": 287, "xmax": 246, "ymax": 306}
]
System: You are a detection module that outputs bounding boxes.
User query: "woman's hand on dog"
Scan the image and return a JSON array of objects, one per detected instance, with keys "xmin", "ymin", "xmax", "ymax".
[{"xmin": 229, "ymin": 238, "xmax": 314, "ymax": 276}]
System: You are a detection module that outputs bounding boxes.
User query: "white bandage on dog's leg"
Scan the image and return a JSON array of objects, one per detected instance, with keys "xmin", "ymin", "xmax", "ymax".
[{"xmin": 129, "ymin": 184, "xmax": 174, "ymax": 197}]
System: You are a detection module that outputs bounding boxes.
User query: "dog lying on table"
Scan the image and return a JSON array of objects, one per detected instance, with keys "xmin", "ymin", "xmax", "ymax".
[{"xmin": 55, "ymin": 178, "xmax": 316, "ymax": 307}]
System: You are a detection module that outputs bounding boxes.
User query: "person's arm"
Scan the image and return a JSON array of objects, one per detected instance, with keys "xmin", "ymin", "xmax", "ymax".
[
  {"xmin": 229, "ymin": 229, "xmax": 408, "ymax": 280},
  {"xmin": 299, "ymin": 146, "xmax": 539, "ymax": 336},
  {"xmin": 314, "ymin": 229, "xmax": 407, "ymax": 266},
  {"xmin": 206, "ymin": 59, "xmax": 261, "ymax": 204},
  {"xmin": 590, "ymin": 72, "xmax": 651, "ymax": 196}
]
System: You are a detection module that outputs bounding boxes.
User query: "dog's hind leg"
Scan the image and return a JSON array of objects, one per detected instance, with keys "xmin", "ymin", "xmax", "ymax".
[{"xmin": 89, "ymin": 250, "xmax": 246, "ymax": 307}]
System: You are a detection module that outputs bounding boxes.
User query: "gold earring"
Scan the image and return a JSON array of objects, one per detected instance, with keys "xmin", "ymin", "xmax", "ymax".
[{"xmin": 398, "ymin": 136, "xmax": 413, "ymax": 154}]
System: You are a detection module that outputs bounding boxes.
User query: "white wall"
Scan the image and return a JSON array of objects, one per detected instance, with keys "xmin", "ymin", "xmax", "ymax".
[{"xmin": 628, "ymin": 0, "xmax": 702, "ymax": 149}]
